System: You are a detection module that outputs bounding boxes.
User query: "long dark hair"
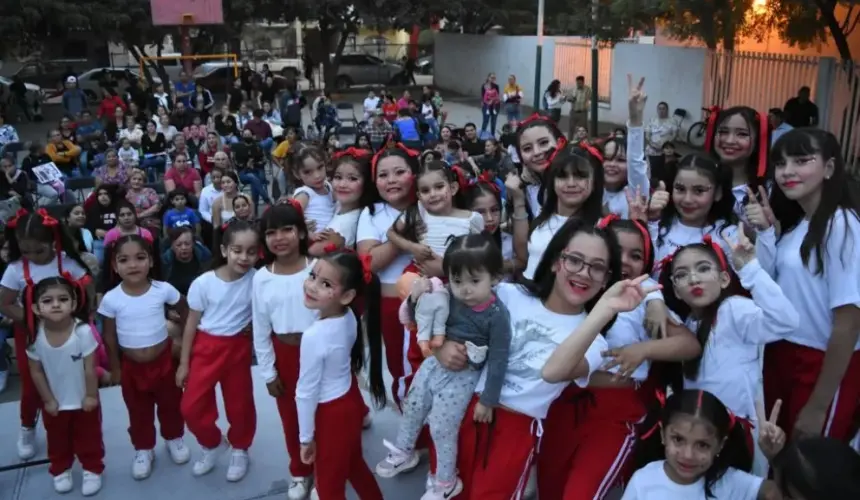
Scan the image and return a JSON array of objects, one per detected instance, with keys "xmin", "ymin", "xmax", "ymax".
[
  {"xmin": 770, "ymin": 128, "xmax": 860, "ymax": 275},
  {"xmin": 774, "ymin": 436, "xmax": 860, "ymax": 498},
  {"xmin": 634, "ymin": 389, "xmax": 753, "ymax": 498},
  {"xmin": 320, "ymin": 250, "xmax": 386, "ymax": 408},
  {"xmin": 102, "ymin": 234, "xmax": 160, "ymax": 291},
  {"xmin": 514, "ymin": 115, "xmax": 565, "ymax": 178},
  {"xmin": 463, "ymin": 180, "xmax": 504, "ymax": 249},
  {"xmin": 531, "ymin": 145, "xmax": 604, "ymax": 232},
  {"xmin": 332, "ymin": 150, "xmax": 377, "ymax": 211},
  {"xmin": 395, "ymin": 160, "xmax": 465, "ymax": 243},
  {"xmin": 258, "ymin": 203, "xmax": 309, "ymax": 263},
  {"xmin": 5, "ymin": 210, "xmax": 92, "ymax": 275},
  {"xmin": 708, "ymin": 106, "xmax": 768, "ymax": 192}
]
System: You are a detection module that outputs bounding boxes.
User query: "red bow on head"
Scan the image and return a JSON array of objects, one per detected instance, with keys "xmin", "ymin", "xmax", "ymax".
[
  {"xmin": 332, "ymin": 147, "xmax": 371, "ymax": 161},
  {"xmin": 450, "ymin": 166, "xmax": 469, "ymax": 192},
  {"xmin": 579, "ymin": 140, "xmax": 604, "ymax": 163},
  {"xmin": 322, "ymin": 243, "xmax": 338, "ymax": 254},
  {"xmin": 701, "ymin": 235, "xmax": 728, "ymax": 271},
  {"xmin": 371, "ymin": 141, "xmax": 419, "ymax": 178},
  {"xmin": 640, "ymin": 389, "xmax": 668, "ymax": 440},
  {"xmin": 654, "ymin": 253, "xmax": 674, "ymax": 276},
  {"xmin": 358, "ymin": 253, "xmax": 373, "ymax": 284},
  {"xmin": 475, "ymin": 170, "xmax": 500, "ymax": 193},
  {"xmin": 596, "ymin": 213, "xmax": 621, "ymax": 229},
  {"xmin": 280, "ymin": 198, "xmax": 304, "ymax": 218},
  {"xmin": 702, "ymin": 106, "xmax": 722, "ymax": 153},
  {"xmin": 5, "ymin": 208, "xmax": 29, "ymax": 229},
  {"xmin": 546, "ymin": 136, "xmax": 569, "ymax": 166}
]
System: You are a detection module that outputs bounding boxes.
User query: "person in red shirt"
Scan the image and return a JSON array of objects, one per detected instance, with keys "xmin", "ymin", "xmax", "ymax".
[
  {"xmin": 96, "ymin": 88, "xmax": 127, "ymax": 121},
  {"xmin": 163, "ymin": 152, "xmax": 202, "ymax": 203}
]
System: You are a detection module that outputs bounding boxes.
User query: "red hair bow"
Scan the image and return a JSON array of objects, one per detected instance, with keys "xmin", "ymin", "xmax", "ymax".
[
  {"xmin": 280, "ymin": 198, "xmax": 304, "ymax": 218},
  {"xmin": 546, "ymin": 136, "xmax": 569, "ymax": 166},
  {"xmin": 655, "ymin": 253, "xmax": 674, "ymax": 276},
  {"xmin": 371, "ymin": 140, "xmax": 419, "ymax": 177},
  {"xmin": 475, "ymin": 170, "xmax": 500, "ymax": 193},
  {"xmin": 596, "ymin": 213, "xmax": 621, "ymax": 229},
  {"xmin": 640, "ymin": 389, "xmax": 668, "ymax": 440},
  {"xmin": 5, "ymin": 208, "xmax": 29, "ymax": 229},
  {"xmin": 35, "ymin": 208, "xmax": 59, "ymax": 227},
  {"xmin": 520, "ymin": 112, "xmax": 546, "ymax": 127},
  {"xmin": 332, "ymin": 147, "xmax": 371, "ymax": 161},
  {"xmin": 702, "ymin": 235, "xmax": 728, "ymax": 271},
  {"xmin": 450, "ymin": 166, "xmax": 469, "ymax": 192},
  {"xmin": 579, "ymin": 140, "xmax": 604, "ymax": 163},
  {"xmin": 322, "ymin": 243, "xmax": 338, "ymax": 254},
  {"xmin": 358, "ymin": 253, "xmax": 373, "ymax": 284},
  {"xmin": 702, "ymin": 106, "xmax": 722, "ymax": 153}
]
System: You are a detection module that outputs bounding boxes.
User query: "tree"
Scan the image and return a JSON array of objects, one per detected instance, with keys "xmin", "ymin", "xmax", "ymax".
[
  {"xmin": 764, "ymin": 0, "xmax": 860, "ymax": 61},
  {"xmin": 548, "ymin": 0, "xmax": 662, "ymax": 42},
  {"xmin": 0, "ymin": 0, "xmax": 92, "ymax": 57},
  {"xmin": 430, "ymin": 0, "xmax": 537, "ymax": 34}
]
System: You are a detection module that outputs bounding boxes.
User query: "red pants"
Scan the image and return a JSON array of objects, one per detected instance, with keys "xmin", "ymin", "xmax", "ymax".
[
  {"xmin": 764, "ymin": 340, "xmax": 860, "ymax": 442},
  {"xmin": 457, "ymin": 395, "xmax": 537, "ymax": 500},
  {"xmin": 272, "ymin": 337, "xmax": 315, "ymax": 478},
  {"xmin": 380, "ymin": 296, "xmax": 410, "ymax": 407},
  {"xmin": 181, "ymin": 331, "xmax": 256, "ymax": 450},
  {"xmin": 43, "ymin": 408, "xmax": 105, "ymax": 476},
  {"xmin": 314, "ymin": 388, "xmax": 383, "ymax": 500},
  {"xmin": 120, "ymin": 343, "xmax": 185, "ymax": 450},
  {"xmin": 538, "ymin": 386, "xmax": 644, "ymax": 500},
  {"xmin": 14, "ymin": 325, "xmax": 39, "ymax": 428}
]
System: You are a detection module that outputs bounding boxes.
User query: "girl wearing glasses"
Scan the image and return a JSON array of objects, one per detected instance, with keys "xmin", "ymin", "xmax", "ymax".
[{"xmin": 657, "ymin": 226, "xmax": 799, "ymax": 475}]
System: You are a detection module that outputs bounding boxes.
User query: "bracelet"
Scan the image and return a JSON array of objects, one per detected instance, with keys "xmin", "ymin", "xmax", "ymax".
[{"xmin": 511, "ymin": 212, "xmax": 529, "ymax": 220}]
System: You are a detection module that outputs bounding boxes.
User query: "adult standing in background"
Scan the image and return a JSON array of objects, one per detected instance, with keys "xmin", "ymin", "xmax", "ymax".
[
  {"xmin": 768, "ymin": 108, "xmax": 794, "ymax": 144},
  {"xmin": 480, "ymin": 73, "xmax": 501, "ymax": 136},
  {"xmin": 566, "ymin": 75, "xmax": 592, "ymax": 139},
  {"xmin": 783, "ymin": 86, "xmax": 819, "ymax": 128},
  {"xmin": 503, "ymin": 75, "xmax": 523, "ymax": 123},
  {"xmin": 543, "ymin": 80, "xmax": 564, "ymax": 124},
  {"xmin": 644, "ymin": 101, "xmax": 678, "ymax": 163}
]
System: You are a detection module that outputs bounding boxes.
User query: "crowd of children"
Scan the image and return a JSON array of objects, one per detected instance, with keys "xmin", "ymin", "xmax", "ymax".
[{"xmin": 0, "ymin": 72, "xmax": 859, "ymax": 500}]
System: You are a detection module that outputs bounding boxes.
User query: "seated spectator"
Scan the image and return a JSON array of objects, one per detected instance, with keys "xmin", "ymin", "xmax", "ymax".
[
  {"xmin": 232, "ymin": 129, "xmax": 270, "ymax": 207},
  {"xmin": 0, "ymin": 113, "xmax": 21, "ymax": 159},
  {"xmin": 161, "ymin": 226, "xmax": 211, "ymax": 296},
  {"xmin": 166, "ymin": 134, "xmax": 197, "ymax": 170},
  {"xmin": 244, "ymin": 109, "xmax": 274, "ymax": 152},
  {"xmin": 367, "ymin": 111, "xmax": 393, "ymax": 150},
  {"xmin": 64, "ymin": 203, "xmax": 94, "ymax": 253},
  {"xmin": 170, "ymin": 101, "xmax": 192, "ymax": 130},
  {"xmin": 21, "ymin": 143, "xmax": 61, "ymax": 205},
  {"xmin": 393, "ymin": 108, "xmax": 420, "ymax": 143},
  {"xmin": 213, "ymin": 104, "xmax": 240, "ymax": 145},
  {"xmin": 118, "ymin": 115, "xmax": 143, "ymax": 147},
  {"xmin": 74, "ymin": 110, "xmax": 103, "ymax": 142},
  {"xmin": 162, "ymin": 187, "xmax": 200, "ymax": 236},
  {"xmin": 93, "ymin": 149, "xmax": 130, "ymax": 189},
  {"xmin": 96, "ymin": 87, "xmax": 126, "ymax": 121},
  {"xmin": 163, "ymin": 152, "xmax": 202, "ymax": 199},
  {"xmin": 262, "ymin": 101, "xmax": 282, "ymax": 129},
  {"xmin": 103, "ymin": 200, "xmax": 154, "ymax": 246},
  {"xmin": 85, "ymin": 184, "xmax": 121, "ymax": 263},
  {"xmin": 59, "ymin": 116, "xmax": 77, "ymax": 144},
  {"xmin": 125, "ymin": 168, "xmax": 161, "ymax": 232},
  {"xmin": 197, "ymin": 132, "xmax": 230, "ymax": 176},
  {"xmin": 45, "ymin": 129, "xmax": 82, "ymax": 176},
  {"xmin": 198, "ymin": 167, "xmax": 224, "ymax": 225},
  {"xmin": 210, "ymin": 170, "xmax": 242, "ymax": 228},
  {"xmin": 117, "ymin": 137, "xmax": 140, "ymax": 168},
  {"xmin": 0, "ymin": 157, "xmax": 32, "ymax": 209},
  {"xmin": 183, "ymin": 114, "xmax": 206, "ymax": 159},
  {"xmin": 141, "ymin": 120, "xmax": 168, "ymax": 182},
  {"xmin": 156, "ymin": 114, "xmax": 178, "ymax": 143}
]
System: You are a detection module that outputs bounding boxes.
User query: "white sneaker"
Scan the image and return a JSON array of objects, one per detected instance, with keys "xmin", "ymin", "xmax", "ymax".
[
  {"xmin": 225, "ymin": 449, "xmax": 249, "ymax": 482},
  {"xmin": 421, "ymin": 477, "xmax": 463, "ymax": 500},
  {"xmin": 192, "ymin": 441, "xmax": 225, "ymax": 477},
  {"xmin": 287, "ymin": 476, "xmax": 312, "ymax": 500},
  {"xmin": 52, "ymin": 469, "xmax": 73, "ymax": 493},
  {"xmin": 166, "ymin": 437, "xmax": 191, "ymax": 464},
  {"xmin": 362, "ymin": 412, "xmax": 373, "ymax": 429},
  {"xmin": 0, "ymin": 370, "xmax": 8, "ymax": 393},
  {"xmin": 132, "ymin": 449, "xmax": 154, "ymax": 480},
  {"xmin": 81, "ymin": 471, "xmax": 102, "ymax": 496},
  {"xmin": 17, "ymin": 427, "xmax": 35, "ymax": 460},
  {"xmin": 425, "ymin": 473, "xmax": 435, "ymax": 491},
  {"xmin": 375, "ymin": 439, "xmax": 420, "ymax": 478}
]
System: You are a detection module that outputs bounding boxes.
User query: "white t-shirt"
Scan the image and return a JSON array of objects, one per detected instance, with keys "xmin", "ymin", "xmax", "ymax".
[
  {"xmin": 187, "ymin": 270, "xmax": 256, "ymax": 336},
  {"xmin": 363, "ymin": 96, "xmax": 380, "ymax": 119},
  {"xmin": 523, "ymin": 214, "xmax": 569, "ymax": 280},
  {"xmin": 622, "ymin": 460, "xmax": 762, "ymax": 500},
  {"xmin": 526, "ymin": 184, "xmax": 542, "ymax": 217},
  {"xmin": 356, "ymin": 203, "xmax": 412, "ymax": 284},
  {"xmin": 294, "ymin": 183, "xmax": 336, "ymax": 231},
  {"xmin": 651, "ymin": 219, "xmax": 737, "ymax": 277},
  {"xmin": 419, "ymin": 207, "xmax": 485, "ymax": 257},
  {"xmin": 605, "ymin": 297, "xmax": 653, "ymax": 381},
  {"xmin": 295, "ymin": 310, "xmax": 357, "ymax": 443},
  {"xmin": 1, "ymin": 254, "xmax": 88, "ymax": 297},
  {"xmin": 198, "ymin": 184, "xmax": 221, "ymax": 224},
  {"xmin": 756, "ymin": 211, "xmax": 860, "ymax": 350},
  {"xmin": 325, "ymin": 208, "xmax": 362, "ymax": 248},
  {"xmin": 26, "ymin": 321, "xmax": 98, "ymax": 411},
  {"xmin": 475, "ymin": 283, "xmax": 607, "ymax": 419},
  {"xmin": 98, "ymin": 281, "xmax": 181, "ymax": 349}
]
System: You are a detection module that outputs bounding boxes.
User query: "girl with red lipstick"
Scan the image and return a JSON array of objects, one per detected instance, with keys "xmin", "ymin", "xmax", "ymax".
[
  {"xmin": 755, "ymin": 128, "xmax": 860, "ymax": 447},
  {"xmin": 626, "ymin": 389, "xmax": 780, "ymax": 499},
  {"xmin": 658, "ymin": 228, "xmax": 799, "ymax": 475},
  {"xmin": 538, "ymin": 214, "xmax": 701, "ymax": 500},
  {"xmin": 652, "ymin": 154, "xmax": 739, "ymax": 275},
  {"xmin": 512, "ymin": 114, "xmax": 566, "ymax": 217}
]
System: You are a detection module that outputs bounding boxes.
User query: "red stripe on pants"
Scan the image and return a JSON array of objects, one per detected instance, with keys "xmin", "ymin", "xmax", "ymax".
[
  {"xmin": 313, "ymin": 388, "xmax": 383, "ymax": 500},
  {"xmin": 120, "ymin": 342, "xmax": 185, "ymax": 450},
  {"xmin": 14, "ymin": 324, "xmax": 40, "ymax": 428},
  {"xmin": 538, "ymin": 385, "xmax": 644, "ymax": 500},
  {"xmin": 181, "ymin": 331, "xmax": 256, "ymax": 450},
  {"xmin": 765, "ymin": 340, "xmax": 860, "ymax": 442},
  {"xmin": 457, "ymin": 395, "xmax": 536, "ymax": 500},
  {"xmin": 272, "ymin": 336, "xmax": 314, "ymax": 478},
  {"xmin": 43, "ymin": 408, "xmax": 105, "ymax": 475}
]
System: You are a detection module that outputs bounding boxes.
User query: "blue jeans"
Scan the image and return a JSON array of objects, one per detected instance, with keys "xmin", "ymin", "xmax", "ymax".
[
  {"xmin": 481, "ymin": 104, "xmax": 498, "ymax": 135},
  {"xmin": 221, "ymin": 135, "xmax": 239, "ymax": 145},
  {"xmin": 142, "ymin": 155, "xmax": 167, "ymax": 182},
  {"xmin": 239, "ymin": 170, "xmax": 270, "ymax": 206},
  {"xmin": 505, "ymin": 103, "xmax": 521, "ymax": 123},
  {"xmin": 93, "ymin": 240, "xmax": 105, "ymax": 266}
]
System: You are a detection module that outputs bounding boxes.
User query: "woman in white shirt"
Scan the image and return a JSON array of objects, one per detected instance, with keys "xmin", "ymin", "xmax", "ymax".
[
  {"xmin": 309, "ymin": 149, "xmax": 372, "ymax": 255},
  {"xmin": 156, "ymin": 115, "xmax": 178, "ymax": 143},
  {"xmin": 363, "ymin": 91, "xmax": 380, "ymax": 121},
  {"xmin": 119, "ymin": 115, "xmax": 144, "ymax": 147},
  {"xmin": 432, "ymin": 219, "xmax": 626, "ymax": 499},
  {"xmin": 198, "ymin": 167, "xmax": 224, "ymax": 225},
  {"xmin": 754, "ymin": 128, "xmax": 860, "ymax": 446},
  {"xmin": 644, "ymin": 101, "xmax": 678, "ymax": 158}
]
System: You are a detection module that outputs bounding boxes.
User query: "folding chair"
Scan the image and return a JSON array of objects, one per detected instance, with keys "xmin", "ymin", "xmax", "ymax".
[
  {"xmin": 337, "ymin": 125, "xmax": 357, "ymax": 145},
  {"xmin": 335, "ymin": 102, "xmax": 358, "ymax": 128},
  {"xmin": 63, "ymin": 176, "xmax": 97, "ymax": 203}
]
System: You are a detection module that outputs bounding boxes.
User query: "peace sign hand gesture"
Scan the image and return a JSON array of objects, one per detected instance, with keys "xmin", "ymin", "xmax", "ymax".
[
  {"xmin": 596, "ymin": 274, "xmax": 662, "ymax": 315},
  {"xmin": 625, "ymin": 185, "xmax": 648, "ymax": 221},
  {"xmin": 722, "ymin": 223, "xmax": 756, "ymax": 270},
  {"xmin": 627, "ymin": 74, "xmax": 647, "ymax": 127},
  {"xmin": 757, "ymin": 399, "xmax": 786, "ymax": 461},
  {"xmin": 744, "ymin": 185, "xmax": 776, "ymax": 231}
]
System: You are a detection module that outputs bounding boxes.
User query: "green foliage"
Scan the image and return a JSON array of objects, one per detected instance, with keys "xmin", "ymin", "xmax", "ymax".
[{"xmin": 760, "ymin": 0, "xmax": 860, "ymax": 60}]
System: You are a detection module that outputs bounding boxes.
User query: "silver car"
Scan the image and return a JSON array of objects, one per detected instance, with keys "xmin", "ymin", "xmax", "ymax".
[
  {"xmin": 75, "ymin": 67, "xmax": 162, "ymax": 103},
  {"xmin": 334, "ymin": 54, "xmax": 407, "ymax": 90}
]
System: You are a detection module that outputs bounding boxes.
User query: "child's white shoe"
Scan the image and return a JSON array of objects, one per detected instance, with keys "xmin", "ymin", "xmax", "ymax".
[
  {"xmin": 17, "ymin": 427, "xmax": 35, "ymax": 460},
  {"xmin": 375, "ymin": 439, "xmax": 420, "ymax": 478},
  {"xmin": 309, "ymin": 488, "xmax": 319, "ymax": 500},
  {"xmin": 420, "ymin": 477, "xmax": 463, "ymax": 500},
  {"xmin": 225, "ymin": 449, "xmax": 249, "ymax": 482},
  {"xmin": 166, "ymin": 437, "xmax": 190, "ymax": 464},
  {"xmin": 81, "ymin": 471, "xmax": 102, "ymax": 496},
  {"xmin": 192, "ymin": 441, "xmax": 225, "ymax": 477},
  {"xmin": 53, "ymin": 469, "xmax": 73, "ymax": 493},
  {"xmin": 132, "ymin": 449, "xmax": 154, "ymax": 479},
  {"xmin": 287, "ymin": 476, "xmax": 312, "ymax": 500}
]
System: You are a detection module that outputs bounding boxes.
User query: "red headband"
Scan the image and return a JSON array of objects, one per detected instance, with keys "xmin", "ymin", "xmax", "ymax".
[
  {"xmin": 596, "ymin": 213, "xmax": 620, "ymax": 229},
  {"xmin": 520, "ymin": 112, "xmax": 546, "ymax": 127},
  {"xmin": 281, "ymin": 198, "xmax": 304, "ymax": 218},
  {"xmin": 579, "ymin": 140, "xmax": 604, "ymax": 163},
  {"xmin": 5, "ymin": 208, "xmax": 29, "ymax": 229},
  {"xmin": 703, "ymin": 106, "xmax": 722, "ymax": 152},
  {"xmin": 701, "ymin": 235, "xmax": 728, "ymax": 271},
  {"xmin": 596, "ymin": 214, "xmax": 652, "ymax": 263},
  {"xmin": 332, "ymin": 147, "xmax": 371, "ymax": 161},
  {"xmin": 474, "ymin": 170, "xmax": 500, "ymax": 193},
  {"xmin": 371, "ymin": 141, "xmax": 419, "ymax": 178},
  {"xmin": 546, "ymin": 136, "xmax": 569, "ymax": 166}
]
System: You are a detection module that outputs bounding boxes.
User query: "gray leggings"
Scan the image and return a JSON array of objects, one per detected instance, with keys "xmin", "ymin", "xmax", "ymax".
[{"xmin": 395, "ymin": 356, "xmax": 479, "ymax": 484}]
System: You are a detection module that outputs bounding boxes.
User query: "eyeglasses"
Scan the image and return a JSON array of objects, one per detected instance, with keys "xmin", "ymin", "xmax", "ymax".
[
  {"xmin": 559, "ymin": 253, "xmax": 609, "ymax": 280},
  {"xmin": 670, "ymin": 263, "xmax": 718, "ymax": 286}
]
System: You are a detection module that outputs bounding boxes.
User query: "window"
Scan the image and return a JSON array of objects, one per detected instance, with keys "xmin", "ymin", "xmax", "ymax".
[{"xmin": 341, "ymin": 55, "xmax": 369, "ymax": 66}]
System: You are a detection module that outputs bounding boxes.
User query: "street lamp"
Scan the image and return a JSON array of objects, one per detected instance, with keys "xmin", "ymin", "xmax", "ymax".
[{"xmin": 533, "ymin": 0, "xmax": 545, "ymax": 110}]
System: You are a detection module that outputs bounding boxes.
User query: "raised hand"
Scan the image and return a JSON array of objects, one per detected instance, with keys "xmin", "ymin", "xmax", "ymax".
[
  {"xmin": 625, "ymin": 185, "xmax": 649, "ymax": 221},
  {"xmin": 627, "ymin": 74, "xmax": 647, "ymax": 126},
  {"xmin": 598, "ymin": 274, "xmax": 662, "ymax": 315},
  {"xmin": 647, "ymin": 181, "xmax": 669, "ymax": 221},
  {"xmin": 722, "ymin": 223, "xmax": 755, "ymax": 269},
  {"xmin": 505, "ymin": 171, "xmax": 524, "ymax": 199},
  {"xmin": 757, "ymin": 399, "xmax": 786, "ymax": 461},
  {"xmin": 744, "ymin": 185, "xmax": 775, "ymax": 231}
]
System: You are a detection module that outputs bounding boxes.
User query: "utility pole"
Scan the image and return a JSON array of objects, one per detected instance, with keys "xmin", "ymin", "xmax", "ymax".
[
  {"xmin": 590, "ymin": 0, "xmax": 599, "ymax": 134},
  {"xmin": 533, "ymin": 0, "xmax": 545, "ymax": 110}
]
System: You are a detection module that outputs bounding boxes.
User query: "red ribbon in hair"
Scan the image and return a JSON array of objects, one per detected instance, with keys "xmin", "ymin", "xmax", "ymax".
[
  {"xmin": 632, "ymin": 220, "xmax": 652, "ymax": 265},
  {"xmin": 281, "ymin": 198, "xmax": 304, "ymax": 218},
  {"xmin": 727, "ymin": 408, "xmax": 753, "ymax": 434},
  {"xmin": 654, "ymin": 253, "xmax": 674, "ymax": 276},
  {"xmin": 322, "ymin": 243, "xmax": 338, "ymax": 254},
  {"xmin": 475, "ymin": 170, "xmax": 500, "ymax": 193},
  {"xmin": 36, "ymin": 209, "xmax": 65, "ymax": 269},
  {"xmin": 545, "ymin": 136, "xmax": 569, "ymax": 166},
  {"xmin": 579, "ymin": 140, "xmax": 604, "ymax": 163},
  {"xmin": 701, "ymin": 235, "xmax": 728, "ymax": 271},
  {"xmin": 596, "ymin": 213, "xmax": 621, "ymax": 229},
  {"xmin": 640, "ymin": 389, "xmax": 668, "ymax": 440},
  {"xmin": 703, "ymin": 106, "xmax": 722, "ymax": 153},
  {"xmin": 358, "ymin": 253, "xmax": 373, "ymax": 284},
  {"xmin": 5, "ymin": 208, "xmax": 29, "ymax": 229},
  {"xmin": 450, "ymin": 166, "xmax": 469, "ymax": 191},
  {"xmin": 371, "ymin": 140, "xmax": 419, "ymax": 178},
  {"xmin": 332, "ymin": 147, "xmax": 371, "ymax": 161}
]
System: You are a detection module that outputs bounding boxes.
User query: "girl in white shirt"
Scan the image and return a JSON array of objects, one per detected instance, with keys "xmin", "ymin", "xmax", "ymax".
[
  {"xmin": 297, "ymin": 250, "xmax": 386, "ymax": 499},
  {"xmin": 508, "ymin": 144, "xmax": 605, "ymax": 280},
  {"xmin": 463, "ymin": 180, "xmax": 517, "ymax": 278},
  {"xmin": 658, "ymin": 230, "xmax": 799, "ymax": 473},
  {"xmin": 251, "ymin": 202, "xmax": 318, "ymax": 500},
  {"xmin": 27, "ymin": 277, "xmax": 103, "ymax": 496},
  {"xmin": 432, "ymin": 219, "xmax": 623, "ymax": 499},
  {"xmin": 198, "ymin": 167, "xmax": 224, "ymax": 225},
  {"xmin": 292, "ymin": 144, "xmax": 336, "ymax": 232},
  {"xmin": 651, "ymin": 153, "xmax": 739, "ymax": 276},
  {"xmin": 624, "ymin": 389, "xmax": 778, "ymax": 500},
  {"xmin": 98, "ymin": 234, "xmax": 191, "ymax": 481},
  {"xmin": 310, "ymin": 148, "xmax": 373, "ymax": 255},
  {"xmin": 176, "ymin": 219, "xmax": 260, "ymax": 482},
  {"xmin": 0, "ymin": 209, "xmax": 92, "ymax": 461},
  {"xmin": 754, "ymin": 128, "xmax": 860, "ymax": 445},
  {"xmin": 512, "ymin": 114, "xmax": 567, "ymax": 217}
]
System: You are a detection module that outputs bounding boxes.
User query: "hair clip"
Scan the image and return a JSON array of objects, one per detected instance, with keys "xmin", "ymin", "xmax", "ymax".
[
  {"xmin": 358, "ymin": 253, "xmax": 373, "ymax": 284},
  {"xmin": 702, "ymin": 235, "xmax": 728, "ymax": 271},
  {"xmin": 596, "ymin": 213, "xmax": 621, "ymax": 229},
  {"xmin": 332, "ymin": 147, "xmax": 371, "ymax": 161},
  {"xmin": 5, "ymin": 208, "xmax": 29, "ymax": 229},
  {"xmin": 579, "ymin": 140, "xmax": 604, "ymax": 163},
  {"xmin": 703, "ymin": 106, "xmax": 722, "ymax": 153}
]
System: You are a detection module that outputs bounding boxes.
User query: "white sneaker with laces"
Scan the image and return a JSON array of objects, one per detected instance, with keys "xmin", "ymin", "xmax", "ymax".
[
  {"xmin": 374, "ymin": 439, "xmax": 420, "ymax": 478},
  {"xmin": 17, "ymin": 427, "xmax": 35, "ymax": 460},
  {"xmin": 81, "ymin": 471, "xmax": 102, "ymax": 496},
  {"xmin": 0, "ymin": 370, "xmax": 8, "ymax": 393},
  {"xmin": 420, "ymin": 477, "xmax": 463, "ymax": 500},
  {"xmin": 166, "ymin": 437, "xmax": 191, "ymax": 464},
  {"xmin": 132, "ymin": 449, "xmax": 154, "ymax": 480},
  {"xmin": 192, "ymin": 442, "xmax": 225, "ymax": 477},
  {"xmin": 287, "ymin": 476, "xmax": 312, "ymax": 500},
  {"xmin": 225, "ymin": 449, "xmax": 249, "ymax": 482},
  {"xmin": 53, "ymin": 469, "xmax": 73, "ymax": 493}
]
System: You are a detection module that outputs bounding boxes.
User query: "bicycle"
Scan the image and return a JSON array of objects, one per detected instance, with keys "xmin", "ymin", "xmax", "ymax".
[{"xmin": 686, "ymin": 107, "xmax": 719, "ymax": 148}]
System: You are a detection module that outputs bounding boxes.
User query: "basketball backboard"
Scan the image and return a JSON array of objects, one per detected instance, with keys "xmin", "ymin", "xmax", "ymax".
[{"xmin": 150, "ymin": 0, "xmax": 224, "ymax": 26}]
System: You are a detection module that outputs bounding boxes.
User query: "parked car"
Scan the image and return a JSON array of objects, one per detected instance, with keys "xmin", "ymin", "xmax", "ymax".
[
  {"xmin": 8, "ymin": 59, "xmax": 89, "ymax": 98},
  {"xmin": 334, "ymin": 54, "xmax": 407, "ymax": 90},
  {"xmin": 246, "ymin": 49, "xmax": 303, "ymax": 78},
  {"xmin": 75, "ymin": 67, "xmax": 161, "ymax": 103}
]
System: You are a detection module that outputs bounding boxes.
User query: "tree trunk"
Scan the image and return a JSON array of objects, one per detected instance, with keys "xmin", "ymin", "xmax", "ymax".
[
  {"xmin": 320, "ymin": 22, "xmax": 354, "ymax": 91},
  {"xmin": 817, "ymin": 0, "xmax": 854, "ymax": 61}
]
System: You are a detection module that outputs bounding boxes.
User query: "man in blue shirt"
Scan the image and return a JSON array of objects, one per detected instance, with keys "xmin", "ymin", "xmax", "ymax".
[
  {"xmin": 769, "ymin": 108, "xmax": 793, "ymax": 145},
  {"xmin": 75, "ymin": 111, "xmax": 103, "ymax": 140},
  {"xmin": 173, "ymin": 71, "xmax": 196, "ymax": 109}
]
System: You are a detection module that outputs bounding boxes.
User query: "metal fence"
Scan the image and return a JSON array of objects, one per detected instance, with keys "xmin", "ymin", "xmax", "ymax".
[{"xmin": 553, "ymin": 40, "xmax": 613, "ymax": 104}]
